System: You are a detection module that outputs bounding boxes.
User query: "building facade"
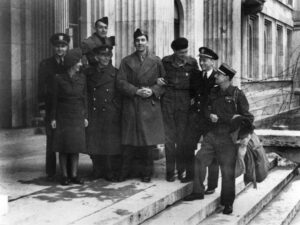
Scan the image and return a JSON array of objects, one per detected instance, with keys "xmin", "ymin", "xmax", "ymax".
[{"xmin": 0, "ymin": 0, "xmax": 300, "ymax": 128}]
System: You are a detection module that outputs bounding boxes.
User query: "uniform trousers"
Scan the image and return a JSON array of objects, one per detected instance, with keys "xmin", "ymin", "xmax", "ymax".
[
  {"xmin": 193, "ymin": 126, "xmax": 237, "ymax": 205},
  {"xmin": 183, "ymin": 111, "xmax": 219, "ymax": 187},
  {"xmin": 45, "ymin": 120, "xmax": 56, "ymax": 176}
]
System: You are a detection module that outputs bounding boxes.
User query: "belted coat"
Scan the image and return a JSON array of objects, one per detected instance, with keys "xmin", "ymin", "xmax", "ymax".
[
  {"xmin": 85, "ymin": 65, "xmax": 122, "ymax": 155},
  {"xmin": 116, "ymin": 51, "xmax": 166, "ymax": 146}
]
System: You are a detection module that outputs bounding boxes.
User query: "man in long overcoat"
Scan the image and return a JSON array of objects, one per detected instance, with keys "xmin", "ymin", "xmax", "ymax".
[
  {"xmin": 81, "ymin": 17, "xmax": 115, "ymax": 66},
  {"xmin": 38, "ymin": 33, "xmax": 70, "ymax": 179},
  {"xmin": 85, "ymin": 45, "xmax": 122, "ymax": 181},
  {"xmin": 116, "ymin": 28, "xmax": 166, "ymax": 182}
]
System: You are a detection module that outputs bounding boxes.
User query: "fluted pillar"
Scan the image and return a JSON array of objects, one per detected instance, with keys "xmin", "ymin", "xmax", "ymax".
[
  {"xmin": 55, "ymin": 0, "xmax": 69, "ymax": 33},
  {"xmin": 203, "ymin": 0, "xmax": 242, "ymax": 85}
]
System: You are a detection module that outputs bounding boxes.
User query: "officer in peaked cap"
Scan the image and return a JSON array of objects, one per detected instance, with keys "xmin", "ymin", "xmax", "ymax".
[
  {"xmin": 180, "ymin": 47, "xmax": 219, "ymax": 186},
  {"xmin": 158, "ymin": 37, "xmax": 199, "ymax": 182},
  {"xmin": 85, "ymin": 44, "xmax": 122, "ymax": 182},
  {"xmin": 38, "ymin": 33, "xmax": 70, "ymax": 180},
  {"xmin": 81, "ymin": 16, "xmax": 115, "ymax": 66},
  {"xmin": 185, "ymin": 62, "xmax": 254, "ymax": 215}
]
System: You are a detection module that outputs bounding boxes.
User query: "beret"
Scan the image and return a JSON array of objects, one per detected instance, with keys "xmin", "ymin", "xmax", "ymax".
[
  {"xmin": 171, "ymin": 37, "xmax": 188, "ymax": 51},
  {"xmin": 64, "ymin": 48, "xmax": 82, "ymax": 69}
]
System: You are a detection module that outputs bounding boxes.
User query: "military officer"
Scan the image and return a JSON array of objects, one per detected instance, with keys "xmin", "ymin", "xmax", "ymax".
[
  {"xmin": 184, "ymin": 63, "xmax": 254, "ymax": 215},
  {"xmin": 38, "ymin": 33, "xmax": 70, "ymax": 180},
  {"xmin": 81, "ymin": 17, "xmax": 115, "ymax": 66},
  {"xmin": 85, "ymin": 45, "xmax": 122, "ymax": 182},
  {"xmin": 180, "ymin": 47, "xmax": 219, "ymax": 188},
  {"xmin": 116, "ymin": 28, "xmax": 166, "ymax": 183},
  {"xmin": 159, "ymin": 38, "xmax": 199, "ymax": 182}
]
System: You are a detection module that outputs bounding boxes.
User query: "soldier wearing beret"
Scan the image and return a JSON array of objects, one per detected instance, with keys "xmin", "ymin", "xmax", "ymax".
[
  {"xmin": 81, "ymin": 17, "xmax": 115, "ymax": 66},
  {"xmin": 85, "ymin": 45, "xmax": 122, "ymax": 182},
  {"xmin": 180, "ymin": 47, "xmax": 219, "ymax": 187},
  {"xmin": 184, "ymin": 63, "xmax": 254, "ymax": 215},
  {"xmin": 116, "ymin": 28, "xmax": 166, "ymax": 183},
  {"xmin": 158, "ymin": 37, "xmax": 199, "ymax": 182},
  {"xmin": 51, "ymin": 48, "xmax": 88, "ymax": 185},
  {"xmin": 38, "ymin": 33, "xmax": 70, "ymax": 180}
]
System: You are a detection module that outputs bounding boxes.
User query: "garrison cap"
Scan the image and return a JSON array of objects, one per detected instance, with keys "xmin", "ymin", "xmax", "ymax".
[
  {"xmin": 217, "ymin": 63, "xmax": 236, "ymax": 80},
  {"xmin": 198, "ymin": 47, "xmax": 218, "ymax": 60},
  {"xmin": 64, "ymin": 48, "xmax": 82, "ymax": 69},
  {"xmin": 95, "ymin": 17, "xmax": 108, "ymax": 27},
  {"xmin": 134, "ymin": 28, "xmax": 148, "ymax": 40},
  {"xmin": 93, "ymin": 45, "xmax": 113, "ymax": 55},
  {"xmin": 171, "ymin": 37, "xmax": 188, "ymax": 51},
  {"xmin": 50, "ymin": 33, "xmax": 70, "ymax": 46}
]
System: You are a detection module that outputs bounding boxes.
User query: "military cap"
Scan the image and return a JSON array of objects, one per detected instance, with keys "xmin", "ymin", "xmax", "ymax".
[
  {"xmin": 171, "ymin": 37, "xmax": 188, "ymax": 51},
  {"xmin": 50, "ymin": 33, "xmax": 70, "ymax": 46},
  {"xmin": 95, "ymin": 17, "xmax": 108, "ymax": 27},
  {"xmin": 198, "ymin": 47, "xmax": 218, "ymax": 60},
  {"xmin": 64, "ymin": 48, "xmax": 82, "ymax": 69},
  {"xmin": 93, "ymin": 45, "xmax": 113, "ymax": 55},
  {"xmin": 134, "ymin": 28, "xmax": 148, "ymax": 40},
  {"xmin": 230, "ymin": 116, "xmax": 255, "ymax": 140},
  {"xmin": 217, "ymin": 63, "xmax": 236, "ymax": 80}
]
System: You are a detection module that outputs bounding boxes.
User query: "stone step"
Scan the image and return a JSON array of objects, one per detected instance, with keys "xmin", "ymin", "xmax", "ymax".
[
  {"xmin": 142, "ymin": 157, "xmax": 278, "ymax": 225},
  {"xmin": 71, "ymin": 180, "xmax": 193, "ymax": 225},
  {"xmin": 248, "ymin": 176, "xmax": 300, "ymax": 225},
  {"xmin": 198, "ymin": 166, "xmax": 297, "ymax": 225},
  {"xmin": 142, "ymin": 175, "xmax": 247, "ymax": 225},
  {"xmin": 290, "ymin": 199, "xmax": 300, "ymax": 225}
]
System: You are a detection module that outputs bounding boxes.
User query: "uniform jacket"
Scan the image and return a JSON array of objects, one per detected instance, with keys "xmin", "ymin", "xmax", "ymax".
[
  {"xmin": 85, "ymin": 64, "xmax": 122, "ymax": 155},
  {"xmin": 51, "ymin": 72, "xmax": 87, "ymax": 154},
  {"xmin": 162, "ymin": 55, "xmax": 199, "ymax": 112},
  {"xmin": 207, "ymin": 85, "xmax": 254, "ymax": 126},
  {"xmin": 116, "ymin": 51, "xmax": 166, "ymax": 146},
  {"xmin": 190, "ymin": 69, "xmax": 217, "ymax": 114},
  {"xmin": 38, "ymin": 56, "xmax": 66, "ymax": 120}
]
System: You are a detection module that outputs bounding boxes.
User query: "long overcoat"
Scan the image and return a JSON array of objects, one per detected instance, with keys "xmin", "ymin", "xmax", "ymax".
[
  {"xmin": 116, "ymin": 51, "xmax": 166, "ymax": 146},
  {"xmin": 85, "ymin": 65, "xmax": 122, "ymax": 155},
  {"xmin": 51, "ymin": 72, "xmax": 88, "ymax": 154}
]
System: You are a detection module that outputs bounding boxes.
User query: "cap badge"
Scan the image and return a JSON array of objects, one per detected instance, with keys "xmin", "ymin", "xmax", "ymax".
[{"xmin": 58, "ymin": 35, "xmax": 63, "ymax": 41}]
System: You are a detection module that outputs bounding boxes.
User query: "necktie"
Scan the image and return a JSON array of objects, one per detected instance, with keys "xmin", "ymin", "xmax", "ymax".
[{"xmin": 203, "ymin": 72, "xmax": 207, "ymax": 80}]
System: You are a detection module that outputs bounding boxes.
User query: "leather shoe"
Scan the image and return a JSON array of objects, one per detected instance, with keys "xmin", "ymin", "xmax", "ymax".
[
  {"xmin": 204, "ymin": 188, "xmax": 215, "ymax": 195},
  {"xmin": 183, "ymin": 193, "xmax": 204, "ymax": 201},
  {"xmin": 166, "ymin": 175, "xmax": 175, "ymax": 182},
  {"xmin": 223, "ymin": 204, "xmax": 233, "ymax": 214},
  {"xmin": 177, "ymin": 173, "xmax": 184, "ymax": 181},
  {"xmin": 60, "ymin": 176, "xmax": 70, "ymax": 186},
  {"xmin": 181, "ymin": 177, "xmax": 193, "ymax": 183},
  {"xmin": 141, "ymin": 177, "xmax": 151, "ymax": 183},
  {"xmin": 70, "ymin": 177, "xmax": 84, "ymax": 184}
]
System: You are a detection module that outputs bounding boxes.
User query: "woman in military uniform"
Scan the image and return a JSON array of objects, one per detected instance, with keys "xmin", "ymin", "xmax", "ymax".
[
  {"xmin": 85, "ymin": 45, "xmax": 122, "ymax": 182},
  {"xmin": 51, "ymin": 48, "xmax": 88, "ymax": 185}
]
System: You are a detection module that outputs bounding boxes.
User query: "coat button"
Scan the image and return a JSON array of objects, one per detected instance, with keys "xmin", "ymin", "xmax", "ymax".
[
  {"xmin": 197, "ymin": 101, "xmax": 200, "ymax": 104},
  {"xmin": 93, "ymin": 107, "xmax": 96, "ymax": 111},
  {"xmin": 198, "ymin": 94, "xmax": 201, "ymax": 97},
  {"xmin": 104, "ymin": 99, "xmax": 107, "ymax": 102},
  {"xmin": 102, "ymin": 108, "xmax": 106, "ymax": 112},
  {"xmin": 93, "ymin": 98, "xmax": 96, "ymax": 101},
  {"xmin": 197, "ymin": 109, "xmax": 201, "ymax": 112},
  {"xmin": 106, "ymin": 89, "xmax": 109, "ymax": 92},
  {"xmin": 93, "ymin": 88, "xmax": 96, "ymax": 91}
]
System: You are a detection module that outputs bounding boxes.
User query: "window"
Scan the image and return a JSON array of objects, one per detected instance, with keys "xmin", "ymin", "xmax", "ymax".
[
  {"xmin": 264, "ymin": 20, "xmax": 272, "ymax": 78},
  {"xmin": 286, "ymin": 29, "xmax": 292, "ymax": 77},
  {"xmin": 276, "ymin": 25, "xmax": 284, "ymax": 78},
  {"xmin": 288, "ymin": 0, "xmax": 293, "ymax": 6},
  {"xmin": 174, "ymin": 0, "xmax": 180, "ymax": 39},
  {"xmin": 247, "ymin": 16, "xmax": 259, "ymax": 79},
  {"xmin": 68, "ymin": 0, "xmax": 81, "ymax": 48}
]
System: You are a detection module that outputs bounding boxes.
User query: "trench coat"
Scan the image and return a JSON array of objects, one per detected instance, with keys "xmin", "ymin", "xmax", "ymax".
[
  {"xmin": 116, "ymin": 51, "xmax": 166, "ymax": 146},
  {"xmin": 85, "ymin": 65, "xmax": 122, "ymax": 155},
  {"xmin": 51, "ymin": 72, "xmax": 88, "ymax": 154}
]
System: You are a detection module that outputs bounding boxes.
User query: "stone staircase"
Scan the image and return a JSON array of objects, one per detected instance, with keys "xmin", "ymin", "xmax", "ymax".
[{"xmin": 69, "ymin": 155, "xmax": 300, "ymax": 225}]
